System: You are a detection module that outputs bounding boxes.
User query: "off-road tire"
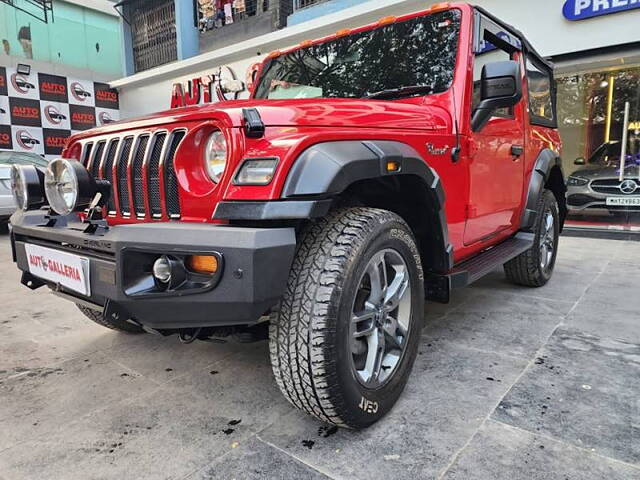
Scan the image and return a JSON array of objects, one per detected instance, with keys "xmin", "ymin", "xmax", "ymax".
[
  {"xmin": 76, "ymin": 304, "xmax": 145, "ymax": 333},
  {"xmin": 269, "ymin": 207, "xmax": 424, "ymax": 429},
  {"xmin": 504, "ymin": 189, "xmax": 559, "ymax": 287}
]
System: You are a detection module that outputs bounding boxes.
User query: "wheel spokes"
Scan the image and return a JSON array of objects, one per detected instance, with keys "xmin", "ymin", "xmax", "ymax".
[
  {"xmin": 351, "ymin": 248, "xmax": 412, "ymax": 387},
  {"xmin": 383, "ymin": 268, "xmax": 409, "ymax": 313},
  {"xmin": 366, "ymin": 252, "xmax": 388, "ymax": 305}
]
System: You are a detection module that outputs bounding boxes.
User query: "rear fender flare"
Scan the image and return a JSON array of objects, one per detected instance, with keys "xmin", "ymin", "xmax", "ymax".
[{"xmin": 521, "ymin": 149, "xmax": 567, "ymax": 232}]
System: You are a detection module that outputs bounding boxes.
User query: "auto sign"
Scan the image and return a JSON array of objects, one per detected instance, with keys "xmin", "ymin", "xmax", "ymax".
[{"xmin": 563, "ymin": 0, "xmax": 640, "ymax": 21}]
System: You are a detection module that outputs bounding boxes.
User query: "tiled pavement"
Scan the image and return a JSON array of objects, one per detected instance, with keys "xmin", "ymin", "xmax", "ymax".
[{"xmin": 0, "ymin": 230, "xmax": 638, "ymax": 479}]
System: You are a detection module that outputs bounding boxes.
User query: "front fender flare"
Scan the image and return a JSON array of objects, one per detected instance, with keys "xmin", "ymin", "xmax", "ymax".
[{"xmin": 283, "ymin": 140, "xmax": 454, "ymax": 272}]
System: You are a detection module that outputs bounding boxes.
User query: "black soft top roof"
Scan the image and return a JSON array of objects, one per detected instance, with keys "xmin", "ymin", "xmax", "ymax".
[{"xmin": 474, "ymin": 5, "xmax": 554, "ymax": 73}]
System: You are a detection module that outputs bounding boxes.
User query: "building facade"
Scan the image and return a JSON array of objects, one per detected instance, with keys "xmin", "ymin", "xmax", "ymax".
[
  {"xmin": 0, "ymin": 0, "xmax": 123, "ymax": 160},
  {"xmin": 111, "ymin": 0, "xmax": 640, "ymax": 233}
]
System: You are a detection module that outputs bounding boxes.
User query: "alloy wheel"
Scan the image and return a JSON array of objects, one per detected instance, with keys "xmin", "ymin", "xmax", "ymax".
[
  {"xmin": 350, "ymin": 249, "xmax": 412, "ymax": 388},
  {"xmin": 539, "ymin": 209, "xmax": 555, "ymax": 271}
]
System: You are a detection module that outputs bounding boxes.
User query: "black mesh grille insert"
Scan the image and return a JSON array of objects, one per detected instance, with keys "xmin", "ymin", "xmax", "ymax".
[
  {"xmin": 117, "ymin": 137, "xmax": 134, "ymax": 214},
  {"xmin": 103, "ymin": 139, "xmax": 119, "ymax": 212},
  {"xmin": 165, "ymin": 130, "xmax": 184, "ymax": 218},
  {"xmin": 132, "ymin": 135, "xmax": 149, "ymax": 216},
  {"xmin": 82, "ymin": 143, "xmax": 93, "ymax": 167},
  {"xmin": 148, "ymin": 133, "xmax": 166, "ymax": 217},
  {"xmin": 90, "ymin": 141, "xmax": 106, "ymax": 178}
]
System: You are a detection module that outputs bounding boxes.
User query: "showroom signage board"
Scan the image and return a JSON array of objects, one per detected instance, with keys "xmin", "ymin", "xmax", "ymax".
[
  {"xmin": 0, "ymin": 67, "xmax": 120, "ymax": 160},
  {"xmin": 563, "ymin": 0, "xmax": 640, "ymax": 21}
]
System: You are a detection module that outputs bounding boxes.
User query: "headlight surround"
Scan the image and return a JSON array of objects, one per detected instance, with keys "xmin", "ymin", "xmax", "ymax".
[
  {"xmin": 44, "ymin": 159, "xmax": 98, "ymax": 215},
  {"xmin": 567, "ymin": 175, "xmax": 589, "ymax": 187},
  {"xmin": 10, "ymin": 165, "xmax": 46, "ymax": 211},
  {"xmin": 204, "ymin": 130, "xmax": 228, "ymax": 183},
  {"xmin": 234, "ymin": 158, "xmax": 278, "ymax": 185}
]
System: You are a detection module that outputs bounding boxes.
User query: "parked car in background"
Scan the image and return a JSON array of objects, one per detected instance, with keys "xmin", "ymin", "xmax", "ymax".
[
  {"xmin": 567, "ymin": 141, "xmax": 640, "ymax": 215},
  {"xmin": 0, "ymin": 151, "xmax": 48, "ymax": 224}
]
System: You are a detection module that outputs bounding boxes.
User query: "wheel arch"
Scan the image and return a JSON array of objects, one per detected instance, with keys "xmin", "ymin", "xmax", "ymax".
[
  {"xmin": 282, "ymin": 140, "xmax": 454, "ymax": 274},
  {"xmin": 521, "ymin": 148, "xmax": 567, "ymax": 232}
]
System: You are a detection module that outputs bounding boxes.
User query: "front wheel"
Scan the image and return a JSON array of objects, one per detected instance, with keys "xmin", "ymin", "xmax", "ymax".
[
  {"xmin": 269, "ymin": 208, "xmax": 424, "ymax": 429},
  {"xmin": 504, "ymin": 189, "xmax": 560, "ymax": 287}
]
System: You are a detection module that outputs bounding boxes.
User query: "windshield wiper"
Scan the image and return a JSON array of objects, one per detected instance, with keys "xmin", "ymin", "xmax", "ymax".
[{"xmin": 363, "ymin": 85, "xmax": 434, "ymax": 100}]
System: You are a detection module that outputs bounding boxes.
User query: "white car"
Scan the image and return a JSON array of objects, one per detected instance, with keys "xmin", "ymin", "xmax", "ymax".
[{"xmin": 0, "ymin": 151, "xmax": 49, "ymax": 225}]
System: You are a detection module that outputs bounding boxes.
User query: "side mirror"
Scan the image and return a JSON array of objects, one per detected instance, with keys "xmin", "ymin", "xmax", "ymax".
[
  {"xmin": 574, "ymin": 157, "xmax": 586, "ymax": 166},
  {"xmin": 471, "ymin": 60, "xmax": 522, "ymax": 132}
]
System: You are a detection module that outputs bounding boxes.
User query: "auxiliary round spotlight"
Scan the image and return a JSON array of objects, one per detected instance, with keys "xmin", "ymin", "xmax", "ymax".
[
  {"xmin": 44, "ymin": 158, "xmax": 108, "ymax": 216},
  {"xmin": 153, "ymin": 256, "xmax": 173, "ymax": 284},
  {"xmin": 11, "ymin": 165, "xmax": 46, "ymax": 211}
]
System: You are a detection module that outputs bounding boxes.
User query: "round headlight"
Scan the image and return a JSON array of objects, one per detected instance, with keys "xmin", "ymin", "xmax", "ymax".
[
  {"xmin": 10, "ymin": 165, "xmax": 46, "ymax": 211},
  {"xmin": 204, "ymin": 130, "xmax": 228, "ymax": 183},
  {"xmin": 44, "ymin": 159, "xmax": 96, "ymax": 216}
]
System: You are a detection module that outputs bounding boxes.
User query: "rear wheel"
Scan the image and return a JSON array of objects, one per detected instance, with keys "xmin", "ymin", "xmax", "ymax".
[
  {"xmin": 504, "ymin": 189, "xmax": 559, "ymax": 287},
  {"xmin": 76, "ymin": 304, "xmax": 145, "ymax": 333},
  {"xmin": 269, "ymin": 208, "xmax": 424, "ymax": 428}
]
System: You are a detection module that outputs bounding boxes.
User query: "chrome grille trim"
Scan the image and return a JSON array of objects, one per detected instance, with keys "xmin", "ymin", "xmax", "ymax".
[
  {"xmin": 148, "ymin": 130, "xmax": 169, "ymax": 219},
  {"xmin": 79, "ymin": 128, "xmax": 186, "ymax": 220}
]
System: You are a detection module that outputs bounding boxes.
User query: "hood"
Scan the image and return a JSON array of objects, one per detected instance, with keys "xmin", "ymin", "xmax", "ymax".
[
  {"xmin": 72, "ymin": 98, "xmax": 451, "ymax": 140},
  {"xmin": 573, "ymin": 161, "xmax": 640, "ymax": 180}
]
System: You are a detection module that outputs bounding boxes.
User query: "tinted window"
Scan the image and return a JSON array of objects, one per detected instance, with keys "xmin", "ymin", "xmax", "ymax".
[
  {"xmin": 526, "ymin": 59, "xmax": 555, "ymax": 124},
  {"xmin": 254, "ymin": 10, "xmax": 461, "ymax": 100}
]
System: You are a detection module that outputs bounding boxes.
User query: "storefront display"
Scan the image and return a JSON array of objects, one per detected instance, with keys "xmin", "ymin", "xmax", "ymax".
[{"xmin": 557, "ymin": 65, "xmax": 640, "ymax": 231}]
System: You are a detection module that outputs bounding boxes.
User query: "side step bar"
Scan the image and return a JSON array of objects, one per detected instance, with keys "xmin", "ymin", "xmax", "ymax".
[{"xmin": 425, "ymin": 232, "xmax": 535, "ymax": 303}]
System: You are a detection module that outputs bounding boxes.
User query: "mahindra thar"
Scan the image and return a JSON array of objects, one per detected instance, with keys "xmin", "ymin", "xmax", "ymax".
[{"xmin": 9, "ymin": 3, "xmax": 566, "ymax": 428}]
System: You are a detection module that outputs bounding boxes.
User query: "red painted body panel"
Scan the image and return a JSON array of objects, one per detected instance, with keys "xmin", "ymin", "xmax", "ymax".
[{"xmin": 61, "ymin": 3, "xmax": 561, "ymax": 268}]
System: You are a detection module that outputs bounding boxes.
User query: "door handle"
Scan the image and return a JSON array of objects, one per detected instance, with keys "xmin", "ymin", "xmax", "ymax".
[{"xmin": 511, "ymin": 145, "xmax": 524, "ymax": 157}]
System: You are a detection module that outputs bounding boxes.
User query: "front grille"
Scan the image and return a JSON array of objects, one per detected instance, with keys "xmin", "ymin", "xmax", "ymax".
[
  {"xmin": 591, "ymin": 179, "xmax": 626, "ymax": 194},
  {"xmin": 81, "ymin": 129, "xmax": 185, "ymax": 220}
]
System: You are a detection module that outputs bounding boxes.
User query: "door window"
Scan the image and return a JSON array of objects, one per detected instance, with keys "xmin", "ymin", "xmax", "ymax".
[{"xmin": 526, "ymin": 58, "xmax": 555, "ymax": 125}]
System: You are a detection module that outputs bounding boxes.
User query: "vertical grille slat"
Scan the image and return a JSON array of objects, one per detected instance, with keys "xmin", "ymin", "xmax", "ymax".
[
  {"xmin": 85, "ymin": 129, "xmax": 185, "ymax": 220},
  {"xmin": 148, "ymin": 133, "xmax": 166, "ymax": 217},
  {"xmin": 90, "ymin": 141, "xmax": 106, "ymax": 178},
  {"xmin": 132, "ymin": 135, "xmax": 150, "ymax": 216},
  {"xmin": 165, "ymin": 130, "xmax": 185, "ymax": 218},
  {"xmin": 117, "ymin": 137, "xmax": 134, "ymax": 215},
  {"xmin": 82, "ymin": 143, "xmax": 94, "ymax": 167},
  {"xmin": 103, "ymin": 139, "xmax": 119, "ymax": 212}
]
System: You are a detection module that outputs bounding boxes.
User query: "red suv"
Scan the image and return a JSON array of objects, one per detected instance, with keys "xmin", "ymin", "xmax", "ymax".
[{"xmin": 9, "ymin": 3, "xmax": 566, "ymax": 428}]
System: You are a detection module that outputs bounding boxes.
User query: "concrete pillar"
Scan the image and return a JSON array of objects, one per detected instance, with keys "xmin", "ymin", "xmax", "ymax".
[
  {"xmin": 119, "ymin": 6, "xmax": 135, "ymax": 77},
  {"xmin": 174, "ymin": 0, "xmax": 199, "ymax": 61}
]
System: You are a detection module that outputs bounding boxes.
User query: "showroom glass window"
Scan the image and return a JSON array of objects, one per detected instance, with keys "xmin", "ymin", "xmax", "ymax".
[
  {"xmin": 254, "ymin": 10, "xmax": 461, "ymax": 100},
  {"xmin": 556, "ymin": 66, "xmax": 640, "ymax": 229}
]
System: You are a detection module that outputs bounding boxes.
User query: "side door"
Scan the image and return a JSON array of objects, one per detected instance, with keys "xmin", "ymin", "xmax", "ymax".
[{"xmin": 464, "ymin": 22, "xmax": 526, "ymax": 245}]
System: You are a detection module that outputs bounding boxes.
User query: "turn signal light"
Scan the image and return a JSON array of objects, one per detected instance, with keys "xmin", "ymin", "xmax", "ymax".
[
  {"xmin": 386, "ymin": 161, "xmax": 400, "ymax": 172},
  {"xmin": 186, "ymin": 255, "xmax": 219, "ymax": 275}
]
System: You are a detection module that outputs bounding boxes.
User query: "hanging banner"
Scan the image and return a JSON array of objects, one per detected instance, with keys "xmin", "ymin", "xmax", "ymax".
[{"xmin": 563, "ymin": 0, "xmax": 640, "ymax": 21}]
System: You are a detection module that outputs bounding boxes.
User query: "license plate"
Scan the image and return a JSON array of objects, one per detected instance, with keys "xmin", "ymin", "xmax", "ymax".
[
  {"xmin": 24, "ymin": 244, "xmax": 91, "ymax": 296},
  {"xmin": 606, "ymin": 197, "xmax": 640, "ymax": 206}
]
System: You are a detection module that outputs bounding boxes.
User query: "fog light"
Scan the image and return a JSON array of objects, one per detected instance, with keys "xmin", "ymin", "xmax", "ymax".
[
  {"xmin": 153, "ymin": 256, "xmax": 172, "ymax": 283},
  {"xmin": 186, "ymin": 255, "xmax": 218, "ymax": 275}
]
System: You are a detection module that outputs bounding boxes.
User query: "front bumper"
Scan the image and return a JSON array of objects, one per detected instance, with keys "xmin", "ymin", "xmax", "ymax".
[
  {"xmin": 10, "ymin": 210, "xmax": 296, "ymax": 329},
  {"xmin": 567, "ymin": 185, "xmax": 640, "ymax": 213}
]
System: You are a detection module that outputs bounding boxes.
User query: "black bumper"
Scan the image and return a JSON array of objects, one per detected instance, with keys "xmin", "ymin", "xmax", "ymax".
[{"xmin": 10, "ymin": 210, "xmax": 296, "ymax": 329}]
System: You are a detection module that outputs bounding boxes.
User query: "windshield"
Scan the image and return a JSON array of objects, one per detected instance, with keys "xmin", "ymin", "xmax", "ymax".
[
  {"xmin": 254, "ymin": 9, "xmax": 461, "ymax": 100},
  {"xmin": 589, "ymin": 141, "xmax": 640, "ymax": 167},
  {"xmin": 0, "ymin": 152, "xmax": 48, "ymax": 167}
]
